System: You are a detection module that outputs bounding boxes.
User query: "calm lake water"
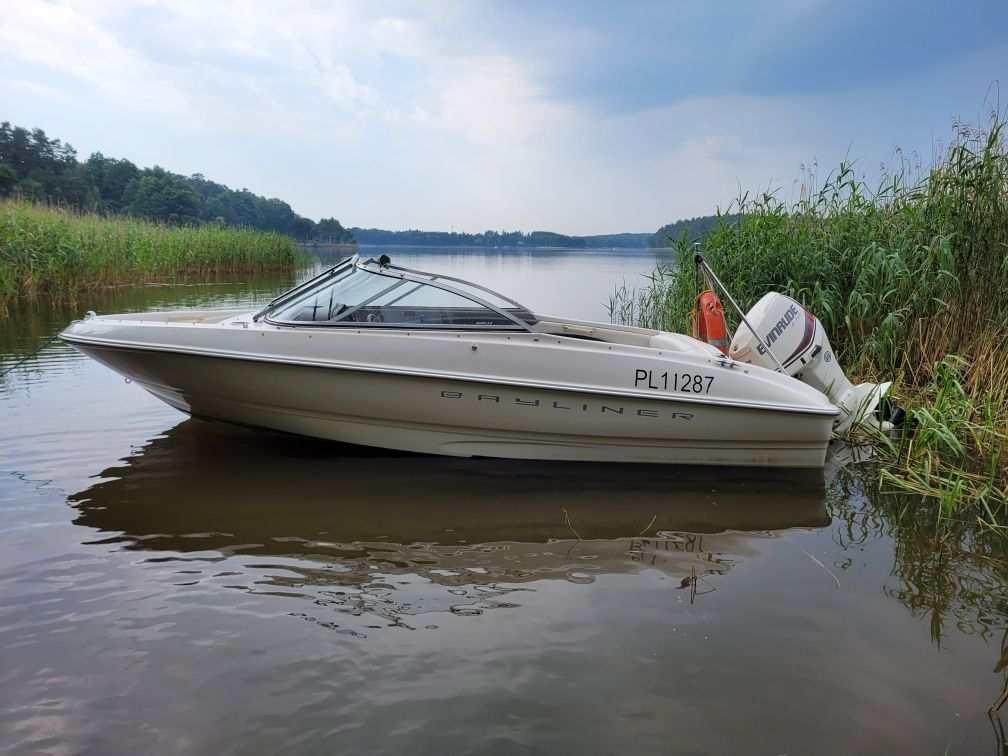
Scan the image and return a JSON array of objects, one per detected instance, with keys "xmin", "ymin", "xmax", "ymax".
[{"xmin": 1, "ymin": 247, "xmax": 1005, "ymax": 754}]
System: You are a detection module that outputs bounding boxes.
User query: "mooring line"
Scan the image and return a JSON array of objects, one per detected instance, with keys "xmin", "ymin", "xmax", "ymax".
[{"xmin": 0, "ymin": 334, "xmax": 62, "ymax": 379}]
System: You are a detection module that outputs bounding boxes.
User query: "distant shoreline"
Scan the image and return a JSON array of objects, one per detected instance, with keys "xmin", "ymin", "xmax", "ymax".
[{"xmin": 304, "ymin": 242, "xmax": 679, "ymax": 253}]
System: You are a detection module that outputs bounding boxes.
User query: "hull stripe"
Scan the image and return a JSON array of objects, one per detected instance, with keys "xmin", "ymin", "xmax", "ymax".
[{"xmin": 783, "ymin": 310, "xmax": 816, "ymax": 368}]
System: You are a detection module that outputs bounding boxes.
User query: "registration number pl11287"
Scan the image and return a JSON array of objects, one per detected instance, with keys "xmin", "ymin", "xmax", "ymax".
[{"xmin": 635, "ymin": 369, "xmax": 714, "ymax": 394}]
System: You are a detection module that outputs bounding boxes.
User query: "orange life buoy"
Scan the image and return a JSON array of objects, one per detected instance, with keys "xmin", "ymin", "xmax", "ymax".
[{"xmin": 692, "ymin": 290, "xmax": 729, "ymax": 354}]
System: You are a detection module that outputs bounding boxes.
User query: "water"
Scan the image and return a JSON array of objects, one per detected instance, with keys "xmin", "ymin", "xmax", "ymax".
[
  {"xmin": 319, "ymin": 245, "xmax": 670, "ymax": 320},
  {"xmin": 1, "ymin": 248, "xmax": 1005, "ymax": 754}
]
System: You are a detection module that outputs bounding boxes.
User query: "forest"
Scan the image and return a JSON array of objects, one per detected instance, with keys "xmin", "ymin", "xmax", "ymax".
[
  {"xmin": 0, "ymin": 120, "xmax": 726, "ymax": 250},
  {"xmin": 351, "ymin": 228, "xmax": 590, "ymax": 248},
  {"xmin": 350, "ymin": 220, "xmax": 729, "ymax": 249},
  {"xmin": 0, "ymin": 122, "xmax": 353, "ymax": 243},
  {"xmin": 351, "ymin": 220, "xmax": 730, "ymax": 249},
  {"xmin": 647, "ymin": 214, "xmax": 734, "ymax": 247}
]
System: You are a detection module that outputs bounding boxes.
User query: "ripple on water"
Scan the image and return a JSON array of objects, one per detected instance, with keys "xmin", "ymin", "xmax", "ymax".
[{"xmin": 0, "ymin": 271, "xmax": 1002, "ymax": 755}]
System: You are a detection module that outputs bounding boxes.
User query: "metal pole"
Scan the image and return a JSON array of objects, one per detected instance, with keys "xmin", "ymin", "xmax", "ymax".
[{"xmin": 693, "ymin": 244, "xmax": 787, "ymax": 374}]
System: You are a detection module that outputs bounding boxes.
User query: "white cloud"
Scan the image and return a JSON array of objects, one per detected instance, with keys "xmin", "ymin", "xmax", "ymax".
[
  {"xmin": 413, "ymin": 56, "xmax": 573, "ymax": 147},
  {"xmin": 319, "ymin": 64, "xmax": 379, "ymax": 114},
  {"xmin": 0, "ymin": 1, "xmax": 575, "ymax": 146},
  {"xmin": 1, "ymin": 78, "xmax": 75, "ymax": 104},
  {"xmin": 0, "ymin": 1, "xmax": 385, "ymax": 136},
  {"xmin": 1, "ymin": 1, "xmax": 1001, "ymax": 232},
  {"xmin": 370, "ymin": 16, "xmax": 427, "ymax": 58}
]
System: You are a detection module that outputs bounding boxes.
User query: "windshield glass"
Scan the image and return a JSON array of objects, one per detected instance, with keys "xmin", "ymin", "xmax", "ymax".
[
  {"xmin": 267, "ymin": 263, "xmax": 534, "ymax": 328},
  {"xmin": 436, "ymin": 279, "xmax": 517, "ymax": 309},
  {"xmin": 269, "ymin": 267, "xmax": 399, "ymax": 323},
  {"xmin": 353, "ymin": 285, "xmax": 516, "ymax": 326}
]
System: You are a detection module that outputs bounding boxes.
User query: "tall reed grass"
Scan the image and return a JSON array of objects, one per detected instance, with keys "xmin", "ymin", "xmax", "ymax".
[
  {"xmin": 610, "ymin": 109, "xmax": 1008, "ymax": 524},
  {"xmin": 0, "ymin": 200, "xmax": 307, "ymax": 310}
]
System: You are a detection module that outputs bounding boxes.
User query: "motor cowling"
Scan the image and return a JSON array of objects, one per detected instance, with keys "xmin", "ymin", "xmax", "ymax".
[{"xmin": 728, "ymin": 292, "xmax": 893, "ymax": 434}]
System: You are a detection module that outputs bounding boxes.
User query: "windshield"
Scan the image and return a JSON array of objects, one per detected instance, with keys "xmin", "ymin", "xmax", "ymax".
[{"xmin": 266, "ymin": 258, "xmax": 536, "ymax": 329}]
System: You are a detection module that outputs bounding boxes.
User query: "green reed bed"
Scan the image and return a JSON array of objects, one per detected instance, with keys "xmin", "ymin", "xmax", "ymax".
[
  {"xmin": 0, "ymin": 200, "xmax": 307, "ymax": 309},
  {"xmin": 610, "ymin": 110, "xmax": 1008, "ymax": 525}
]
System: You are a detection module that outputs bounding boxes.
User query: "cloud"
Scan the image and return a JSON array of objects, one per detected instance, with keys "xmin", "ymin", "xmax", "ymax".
[
  {"xmin": 411, "ymin": 56, "xmax": 573, "ymax": 147},
  {"xmin": 0, "ymin": 2, "xmax": 188, "ymax": 116},
  {"xmin": 1, "ymin": 1, "xmax": 1003, "ymax": 233},
  {"xmin": 1, "ymin": 78, "xmax": 75, "ymax": 104},
  {"xmin": 0, "ymin": 1, "xmax": 388, "ymax": 137}
]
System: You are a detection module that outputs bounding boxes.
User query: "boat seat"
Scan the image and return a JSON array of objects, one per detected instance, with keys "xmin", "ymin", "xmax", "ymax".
[{"xmin": 648, "ymin": 333, "xmax": 722, "ymax": 357}]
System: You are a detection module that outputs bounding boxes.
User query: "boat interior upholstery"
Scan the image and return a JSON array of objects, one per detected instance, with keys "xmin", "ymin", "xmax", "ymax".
[{"xmin": 534, "ymin": 317, "xmax": 719, "ymax": 355}]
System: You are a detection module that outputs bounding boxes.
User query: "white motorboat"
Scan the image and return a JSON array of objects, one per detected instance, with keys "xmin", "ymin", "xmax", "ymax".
[{"xmin": 60, "ymin": 254, "xmax": 891, "ymax": 467}]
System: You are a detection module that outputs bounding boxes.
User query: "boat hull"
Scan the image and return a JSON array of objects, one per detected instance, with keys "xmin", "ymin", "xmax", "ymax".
[{"xmin": 70, "ymin": 340, "xmax": 835, "ymax": 467}]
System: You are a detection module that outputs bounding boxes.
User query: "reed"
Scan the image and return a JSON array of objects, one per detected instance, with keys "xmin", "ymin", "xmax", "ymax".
[
  {"xmin": 610, "ymin": 108, "xmax": 1008, "ymax": 523},
  {"xmin": 829, "ymin": 462, "xmax": 1007, "ymax": 645},
  {"xmin": 0, "ymin": 199, "xmax": 308, "ymax": 310}
]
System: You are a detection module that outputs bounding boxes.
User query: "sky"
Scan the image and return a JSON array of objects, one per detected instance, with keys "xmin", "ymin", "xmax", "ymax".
[{"xmin": 1, "ymin": 0, "xmax": 1006, "ymax": 235}]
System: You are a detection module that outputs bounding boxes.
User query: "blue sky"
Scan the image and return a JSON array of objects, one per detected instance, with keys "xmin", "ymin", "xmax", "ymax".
[{"xmin": 1, "ymin": 0, "xmax": 1005, "ymax": 234}]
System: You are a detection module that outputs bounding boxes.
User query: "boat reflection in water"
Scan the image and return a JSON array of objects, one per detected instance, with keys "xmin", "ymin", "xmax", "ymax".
[{"xmin": 69, "ymin": 421, "xmax": 833, "ymax": 626}]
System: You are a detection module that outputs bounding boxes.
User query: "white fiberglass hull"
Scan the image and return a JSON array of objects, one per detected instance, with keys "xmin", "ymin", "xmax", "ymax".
[{"xmin": 61, "ymin": 310, "xmax": 839, "ymax": 467}]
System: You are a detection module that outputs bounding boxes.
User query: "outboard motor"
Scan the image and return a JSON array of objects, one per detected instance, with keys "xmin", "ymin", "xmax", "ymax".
[{"xmin": 728, "ymin": 292, "xmax": 894, "ymax": 434}]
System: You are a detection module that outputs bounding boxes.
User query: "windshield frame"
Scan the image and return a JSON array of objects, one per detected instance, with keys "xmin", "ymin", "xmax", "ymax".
[
  {"xmin": 259, "ymin": 255, "xmax": 537, "ymax": 331},
  {"xmin": 252, "ymin": 255, "xmax": 355, "ymax": 322}
]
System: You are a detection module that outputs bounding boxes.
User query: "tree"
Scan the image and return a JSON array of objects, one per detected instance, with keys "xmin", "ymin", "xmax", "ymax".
[
  {"xmin": 50, "ymin": 167, "xmax": 93, "ymax": 208},
  {"xmin": 310, "ymin": 217, "xmax": 354, "ymax": 243},
  {"xmin": 125, "ymin": 168, "xmax": 204, "ymax": 225},
  {"xmin": 0, "ymin": 164, "xmax": 16, "ymax": 196},
  {"xmin": 0, "ymin": 122, "xmax": 76, "ymax": 180},
  {"xmin": 83, "ymin": 152, "xmax": 140, "ymax": 213},
  {"xmin": 648, "ymin": 215, "xmax": 734, "ymax": 248},
  {"xmin": 0, "ymin": 120, "xmax": 346, "ymax": 238},
  {"xmin": 14, "ymin": 178, "xmax": 45, "ymax": 201}
]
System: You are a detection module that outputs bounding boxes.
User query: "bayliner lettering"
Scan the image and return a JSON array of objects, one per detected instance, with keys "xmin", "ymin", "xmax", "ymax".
[
  {"xmin": 440, "ymin": 391, "xmax": 693, "ymax": 420},
  {"xmin": 634, "ymin": 369, "xmax": 714, "ymax": 394},
  {"xmin": 628, "ymin": 534, "xmax": 706, "ymax": 566},
  {"xmin": 756, "ymin": 303, "xmax": 800, "ymax": 355}
]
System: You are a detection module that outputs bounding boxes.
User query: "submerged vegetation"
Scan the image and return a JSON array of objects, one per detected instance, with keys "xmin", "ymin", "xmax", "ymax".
[
  {"xmin": 0, "ymin": 199, "xmax": 306, "ymax": 310},
  {"xmin": 610, "ymin": 108, "xmax": 1008, "ymax": 525}
]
